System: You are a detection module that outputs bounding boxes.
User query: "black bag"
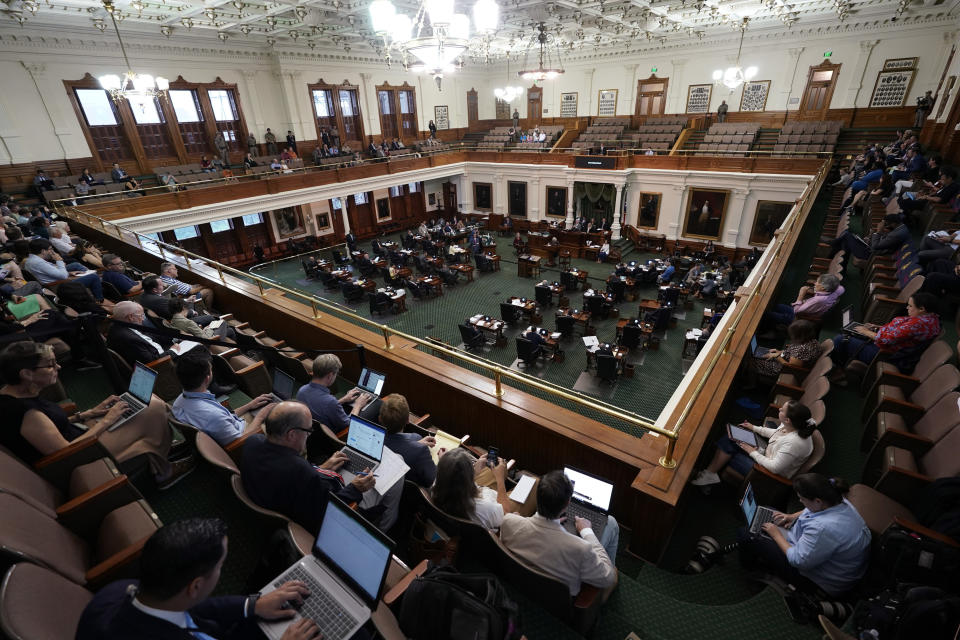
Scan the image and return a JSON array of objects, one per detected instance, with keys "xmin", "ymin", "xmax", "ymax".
[
  {"xmin": 398, "ymin": 565, "xmax": 522, "ymax": 640},
  {"xmin": 854, "ymin": 583, "xmax": 960, "ymax": 640},
  {"xmin": 878, "ymin": 523, "xmax": 960, "ymax": 588}
]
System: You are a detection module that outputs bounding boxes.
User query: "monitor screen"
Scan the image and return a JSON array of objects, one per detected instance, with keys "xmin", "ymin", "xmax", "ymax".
[
  {"xmin": 841, "ymin": 306, "xmax": 852, "ymax": 327},
  {"xmin": 358, "ymin": 368, "xmax": 386, "ymax": 395},
  {"xmin": 346, "ymin": 416, "xmax": 386, "ymax": 460},
  {"xmin": 741, "ymin": 483, "xmax": 757, "ymax": 523},
  {"xmin": 750, "ymin": 335, "xmax": 758, "ymax": 354},
  {"xmin": 272, "ymin": 370, "xmax": 296, "ymax": 400},
  {"xmin": 129, "ymin": 363, "xmax": 158, "ymax": 404},
  {"xmin": 314, "ymin": 498, "xmax": 392, "ymax": 605},
  {"xmin": 563, "ymin": 467, "xmax": 613, "ymax": 511}
]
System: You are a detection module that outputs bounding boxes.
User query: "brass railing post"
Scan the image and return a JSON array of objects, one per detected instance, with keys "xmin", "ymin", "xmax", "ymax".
[
  {"xmin": 381, "ymin": 325, "xmax": 393, "ymax": 349},
  {"xmin": 216, "ymin": 264, "xmax": 225, "ymax": 282},
  {"xmin": 311, "ymin": 300, "xmax": 320, "ymax": 319},
  {"xmin": 256, "ymin": 279, "xmax": 264, "ymax": 295},
  {"xmin": 494, "ymin": 368, "xmax": 504, "ymax": 397},
  {"xmin": 659, "ymin": 436, "xmax": 677, "ymax": 468}
]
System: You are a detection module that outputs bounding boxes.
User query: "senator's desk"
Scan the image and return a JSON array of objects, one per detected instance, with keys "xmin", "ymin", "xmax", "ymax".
[{"xmin": 518, "ymin": 254, "xmax": 542, "ymax": 278}]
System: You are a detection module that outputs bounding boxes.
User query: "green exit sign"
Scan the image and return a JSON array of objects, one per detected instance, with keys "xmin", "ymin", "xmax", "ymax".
[
  {"xmin": 824, "ymin": 51, "xmax": 832, "ymax": 57},
  {"xmin": 651, "ymin": 67, "xmax": 658, "ymax": 73}
]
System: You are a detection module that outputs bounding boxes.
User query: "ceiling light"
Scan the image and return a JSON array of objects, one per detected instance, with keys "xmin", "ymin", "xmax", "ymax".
[
  {"xmin": 97, "ymin": 0, "xmax": 168, "ymax": 110},
  {"xmin": 517, "ymin": 22, "xmax": 564, "ymax": 81},
  {"xmin": 712, "ymin": 18, "xmax": 756, "ymax": 90}
]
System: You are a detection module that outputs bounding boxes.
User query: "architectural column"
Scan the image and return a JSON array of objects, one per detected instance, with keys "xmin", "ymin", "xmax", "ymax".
[
  {"xmin": 528, "ymin": 177, "xmax": 540, "ymax": 220},
  {"xmin": 611, "ymin": 182, "xmax": 624, "ymax": 240},
  {"xmin": 359, "ymin": 73, "xmax": 376, "ymax": 140},
  {"xmin": 277, "ymin": 69, "xmax": 302, "ymax": 138},
  {"xmin": 845, "ymin": 40, "xmax": 879, "ymax": 107},
  {"xmin": 584, "ymin": 69, "xmax": 596, "ymax": 116},
  {"xmin": 565, "ymin": 178, "xmax": 576, "ymax": 228},
  {"xmin": 624, "ymin": 64, "xmax": 638, "ymax": 116},
  {"xmin": 460, "ymin": 175, "xmax": 473, "ymax": 213},
  {"xmin": 239, "ymin": 69, "xmax": 266, "ymax": 135},
  {"xmin": 339, "ymin": 195, "xmax": 352, "ymax": 234},
  {"xmin": 723, "ymin": 188, "xmax": 751, "ymax": 247},
  {"xmin": 783, "ymin": 47, "xmax": 805, "ymax": 112},
  {"xmin": 494, "ymin": 173, "xmax": 506, "ymax": 215},
  {"xmin": 669, "ymin": 184, "xmax": 686, "ymax": 239},
  {"xmin": 668, "ymin": 59, "xmax": 687, "ymax": 114},
  {"xmin": 20, "ymin": 62, "xmax": 72, "ymax": 159}
]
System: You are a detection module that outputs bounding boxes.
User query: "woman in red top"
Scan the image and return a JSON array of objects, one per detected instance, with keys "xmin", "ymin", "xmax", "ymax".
[{"xmin": 831, "ymin": 292, "xmax": 940, "ymax": 382}]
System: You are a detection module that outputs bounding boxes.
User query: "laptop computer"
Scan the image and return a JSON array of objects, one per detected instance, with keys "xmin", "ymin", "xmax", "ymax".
[
  {"xmin": 740, "ymin": 483, "xmax": 777, "ymax": 535},
  {"xmin": 750, "ymin": 334, "xmax": 772, "ymax": 358},
  {"xmin": 106, "ymin": 363, "xmax": 158, "ymax": 431},
  {"xmin": 562, "ymin": 466, "xmax": 613, "ymax": 538},
  {"xmin": 269, "ymin": 369, "xmax": 296, "ymax": 403},
  {"xmin": 258, "ymin": 495, "xmax": 394, "ymax": 640},
  {"xmin": 353, "ymin": 367, "xmax": 386, "ymax": 397},
  {"xmin": 339, "ymin": 415, "xmax": 386, "ymax": 478},
  {"xmin": 840, "ymin": 305, "xmax": 867, "ymax": 335}
]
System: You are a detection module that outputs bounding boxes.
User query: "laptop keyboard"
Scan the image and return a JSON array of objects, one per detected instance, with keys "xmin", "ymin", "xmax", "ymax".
[
  {"xmin": 564, "ymin": 502, "xmax": 607, "ymax": 537},
  {"xmin": 274, "ymin": 565, "xmax": 359, "ymax": 640},
  {"xmin": 108, "ymin": 394, "xmax": 144, "ymax": 430},
  {"xmin": 341, "ymin": 448, "xmax": 375, "ymax": 475},
  {"xmin": 751, "ymin": 507, "xmax": 776, "ymax": 534}
]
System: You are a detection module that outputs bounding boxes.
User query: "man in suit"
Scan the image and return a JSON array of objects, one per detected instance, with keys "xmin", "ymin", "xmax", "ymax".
[
  {"xmin": 76, "ymin": 517, "xmax": 318, "ymax": 640},
  {"xmin": 286, "ymin": 130, "xmax": 297, "ymax": 154},
  {"xmin": 829, "ymin": 213, "xmax": 911, "ymax": 261},
  {"xmin": 380, "ymin": 393, "xmax": 438, "ymax": 487},
  {"xmin": 108, "ymin": 301, "xmax": 178, "ymax": 366},
  {"xmin": 140, "ymin": 275, "xmax": 215, "ymax": 326},
  {"xmin": 500, "ymin": 470, "xmax": 618, "ymax": 597},
  {"xmin": 345, "ymin": 231, "xmax": 357, "ymax": 252},
  {"xmin": 717, "ymin": 100, "xmax": 728, "ymax": 123},
  {"xmin": 241, "ymin": 400, "xmax": 375, "ymax": 535}
]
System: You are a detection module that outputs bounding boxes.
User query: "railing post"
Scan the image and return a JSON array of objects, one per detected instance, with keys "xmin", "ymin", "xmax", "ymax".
[
  {"xmin": 311, "ymin": 300, "xmax": 321, "ymax": 319},
  {"xmin": 256, "ymin": 279, "xmax": 264, "ymax": 295},
  {"xmin": 381, "ymin": 325, "xmax": 392, "ymax": 349},
  {"xmin": 216, "ymin": 264, "xmax": 225, "ymax": 282},
  {"xmin": 184, "ymin": 254, "xmax": 190, "ymax": 270},
  {"xmin": 659, "ymin": 436, "xmax": 677, "ymax": 469},
  {"xmin": 134, "ymin": 233, "xmax": 142, "ymax": 248},
  {"xmin": 494, "ymin": 367, "xmax": 504, "ymax": 397}
]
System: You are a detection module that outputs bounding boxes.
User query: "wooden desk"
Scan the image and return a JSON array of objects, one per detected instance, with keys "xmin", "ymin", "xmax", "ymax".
[
  {"xmin": 352, "ymin": 278, "xmax": 376, "ymax": 292},
  {"xmin": 395, "ymin": 267, "xmax": 412, "ymax": 279},
  {"xmin": 566, "ymin": 268, "xmax": 589, "ymax": 291},
  {"xmin": 316, "ymin": 259, "xmax": 333, "ymax": 272},
  {"xmin": 451, "ymin": 263, "xmax": 474, "ymax": 282},
  {"xmin": 639, "ymin": 298, "xmax": 661, "ymax": 313},
  {"xmin": 486, "ymin": 253, "xmax": 501, "ymax": 271},
  {"xmin": 424, "ymin": 256, "xmax": 445, "ymax": 270},
  {"xmin": 556, "ymin": 307, "xmax": 592, "ymax": 333},
  {"xmin": 418, "ymin": 275, "xmax": 443, "ymax": 296},
  {"xmin": 371, "ymin": 257, "xmax": 388, "ymax": 270},
  {"xmin": 586, "ymin": 344, "xmax": 629, "ymax": 368},
  {"xmin": 379, "ymin": 287, "xmax": 407, "ymax": 312},
  {"xmin": 507, "ymin": 296, "xmax": 539, "ymax": 322},
  {"xmin": 471, "ymin": 314, "xmax": 506, "ymax": 346},
  {"xmin": 536, "ymin": 279, "xmax": 564, "ymax": 301},
  {"xmin": 518, "ymin": 254, "xmax": 542, "ymax": 278},
  {"xmin": 381, "ymin": 241, "xmax": 398, "ymax": 252},
  {"xmin": 522, "ymin": 327, "xmax": 563, "ymax": 361},
  {"xmin": 330, "ymin": 269, "xmax": 353, "ymax": 281},
  {"xmin": 558, "ymin": 250, "xmax": 572, "ymax": 269},
  {"xmin": 583, "ymin": 245, "xmax": 600, "ymax": 261}
]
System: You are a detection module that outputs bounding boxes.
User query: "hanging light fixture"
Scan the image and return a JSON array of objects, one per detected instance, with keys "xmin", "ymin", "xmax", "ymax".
[
  {"xmin": 369, "ymin": 0, "xmax": 499, "ymax": 86},
  {"xmin": 711, "ymin": 18, "xmax": 756, "ymax": 90},
  {"xmin": 98, "ymin": 0, "xmax": 168, "ymax": 108},
  {"xmin": 494, "ymin": 56, "xmax": 522, "ymax": 103},
  {"xmin": 517, "ymin": 22, "xmax": 564, "ymax": 81}
]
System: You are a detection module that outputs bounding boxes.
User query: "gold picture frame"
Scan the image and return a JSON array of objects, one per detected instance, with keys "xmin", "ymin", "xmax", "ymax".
[
  {"xmin": 473, "ymin": 182, "xmax": 493, "ymax": 211},
  {"xmin": 545, "ymin": 186, "xmax": 567, "ymax": 218},
  {"xmin": 636, "ymin": 192, "xmax": 661, "ymax": 229},
  {"xmin": 597, "ymin": 89, "xmax": 618, "ymax": 117},
  {"xmin": 740, "ymin": 80, "xmax": 771, "ymax": 112},
  {"xmin": 682, "ymin": 188, "xmax": 729, "ymax": 240},
  {"xmin": 749, "ymin": 200, "xmax": 793, "ymax": 246}
]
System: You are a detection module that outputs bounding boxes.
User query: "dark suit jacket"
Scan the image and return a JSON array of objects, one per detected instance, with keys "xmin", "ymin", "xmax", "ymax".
[
  {"xmin": 107, "ymin": 323, "xmax": 174, "ymax": 368},
  {"xmin": 140, "ymin": 292, "xmax": 174, "ymax": 320},
  {"xmin": 240, "ymin": 434, "xmax": 362, "ymax": 535},
  {"xmin": 76, "ymin": 579, "xmax": 249, "ymax": 640},
  {"xmin": 385, "ymin": 432, "xmax": 436, "ymax": 487}
]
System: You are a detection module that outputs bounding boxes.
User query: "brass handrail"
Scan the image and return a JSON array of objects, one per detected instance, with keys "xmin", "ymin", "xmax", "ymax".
[{"xmin": 59, "ymin": 205, "xmax": 668, "ymax": 447}]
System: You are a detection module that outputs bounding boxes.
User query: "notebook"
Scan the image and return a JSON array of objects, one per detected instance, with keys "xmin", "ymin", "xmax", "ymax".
[
  {"xmin": 269, "ymin": 369, "xmax": 296, "ymax": 403},
  {"xmin": 741, "ymin": 483, "xmax": 777, "ymax": 535},
  {"xmin": 258, "ymin": 495, "xmax": 394, "ymax": 640},
  {"xmin": 106, "ymin": 363, "xmax": 158, "ymax": 431},
  {"xmin": 339, "ymin": 415, "xmax": 386, "ymax": 478},
  {"xmin": 561, "ymin": 466, "xmax": 613, "ymax": 538}
]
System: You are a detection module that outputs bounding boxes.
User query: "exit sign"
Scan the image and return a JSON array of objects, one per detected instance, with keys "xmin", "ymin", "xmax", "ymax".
[
  {"xmin": 651, "ymin": 67, "xmax": 657, "ymax": 73},
  {"xmin": 824, "ymin": 51, "xmax": 832, "ymax": 57}
]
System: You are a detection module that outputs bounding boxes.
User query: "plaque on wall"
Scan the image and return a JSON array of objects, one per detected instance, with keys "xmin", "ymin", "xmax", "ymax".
[
  {"xmin": 870, "ymin": 58, "xmax": 918, "ymax": 108},
  {"xmin": 740, "ymin": 80, "xmax": 770, "ymax": 112},
  {"xmin": 434, "ymin": 105, "xmax": 450, "ymax": 129},
  {"xmin": 597, "ymin": 89, "xmax": 618, "ymax": 116},
  {"xmin": 560, "ymin": 92, "xmax": 578, "ymax": 117},
  {"xmin": 686, "ymin": 84, "xmax": 712, "ymax": 114},
  {"xmin": 883, "ymin": 57, "xmax": 919, "ymax": 71}
]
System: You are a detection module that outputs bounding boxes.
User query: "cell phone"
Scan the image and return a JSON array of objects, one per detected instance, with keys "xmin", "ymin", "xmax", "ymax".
[{"xmin": 487, "ymin": 446, "xmax": 499, "ymax": 468}]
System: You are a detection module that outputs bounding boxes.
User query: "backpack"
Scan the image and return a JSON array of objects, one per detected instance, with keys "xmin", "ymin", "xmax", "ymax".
[
  {"xmin": 398, "ymin": 565, "xmax": 522, "ymax": 640},
  {"xmin": 854, "ymin": 584, "xmax": 960, "ymax": 640}
]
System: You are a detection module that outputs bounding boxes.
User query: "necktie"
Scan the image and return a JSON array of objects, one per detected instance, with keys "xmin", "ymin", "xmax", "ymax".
[{"xmin": 183, "ymin": 611, "xmax": 219, "ymax": 640}]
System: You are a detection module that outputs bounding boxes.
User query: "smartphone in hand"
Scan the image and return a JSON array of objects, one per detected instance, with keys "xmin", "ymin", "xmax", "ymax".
[{"xmin": 487, "ymin": 446, "xmax": 499, "ymax": 467}]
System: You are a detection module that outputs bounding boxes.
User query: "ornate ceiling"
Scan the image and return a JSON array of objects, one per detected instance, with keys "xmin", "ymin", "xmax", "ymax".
[{"xmin": 0, "ymin": 0, "xmax": 954, "ymax": 66}]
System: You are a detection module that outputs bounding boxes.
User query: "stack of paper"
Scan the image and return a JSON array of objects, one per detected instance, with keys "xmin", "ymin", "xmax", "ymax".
[{"xmin": 372, "ymin": 446, "xmax": 410, "ymax": 496}]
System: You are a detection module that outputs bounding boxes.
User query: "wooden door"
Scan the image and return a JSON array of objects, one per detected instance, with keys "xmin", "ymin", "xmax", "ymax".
[
  {"xmin": 636, "ymin": 75, "xmax": 669, "ymax": 116},
  {"xmin": 378, "ymin": 90, "xmax": 399, "ymax": 141},
  {"xmin": 442, "ymin": 181, "xmax": 457, "ymax": 212},
  {"xmin": 467, "ymin": 89, "xmax": 479, "ymax": 127},
  {"xmin": 527, "ymin": 86, "xmax": 543, "ymax": 123},
  {"xmin": 800, "ymin": 60, "xmax": 841, "ymax": 119}
]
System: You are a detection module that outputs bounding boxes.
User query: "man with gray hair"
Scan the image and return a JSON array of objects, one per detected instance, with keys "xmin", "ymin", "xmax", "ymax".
[
  {"xmin": 159, "ymin": 261, "xmax": 215, "ymax": 310},
  {"xmin": 296, "ymin": 353, "xmax": 372, "ymax": 432},
  {"xmin": 107, "ymin": 301, "xmax": 179, "ymax": 366},
  {"xmin": 761, "ymin": 273, "xmax": 845, "ymax": 332}
]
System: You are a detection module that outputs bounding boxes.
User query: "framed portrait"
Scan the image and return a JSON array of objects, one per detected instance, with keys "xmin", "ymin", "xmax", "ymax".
[
  {"xmin": 434, "ymin": 105, "xmax": 450, "ymax": 129},
  {"xmin": 272, "ymin": 207, "xmax": 305, "ymax": 239},
  {"xmin": 597, "ymin": 89, "xmax": 618, "ymax": 117},
  {"xmin": 474, "ymin": 182, "xmax": 492, "ymax": 211},
  {"xmin": 376, "ymin": 197, "xmax": 391, "ymax": 220},
  {"xmin": 316, "ymin": 213, "xmax": 331, "ymax": 230},
  {"xmin": 740, "ymin": 80, "xmax": 770, "ymax": 112},
  {"xmin": 560, "ymin": 92, "xmax": 578, "ymax": 117},
  {"xmin": 508, "ymin": 181, "xmax": 527, "ymax": 217},
  {"xmin": 636, "ymin": 192, "xmax": 661, "ymax": 229},
  {"xmin": 749, "ymin": 201, "xmax": 793, "ymax": 246},
  {"xmin": 682, "ymin": 188, "xmax": 729, "ymax": 240},
  {"xmin": 686, "ymin": 84, "xmax": 712, "ymax": 114},
  {"xmin": 428, "ymin": 193, "xmax": 436, "ymax": 206},
  {"xmin": 545, "ymin": 186, "xmax": 567, "ymax": 218}
]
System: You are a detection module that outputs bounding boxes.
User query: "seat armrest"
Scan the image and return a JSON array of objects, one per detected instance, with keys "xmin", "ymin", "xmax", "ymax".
[
  {"xmin": 145, "ymin": 354, "xmax": 173, "ymax": 369},
  {"xmin": 891, "ymin": 517, "xmax": 960, "ymax": 548},
  {"xmin": 34, "ymin": 438, "xmax": 111, "ymax": 490},
  {"xmin": 85, "ymin": 535, "xmax": 150, "ymax": 589},
  {"xmin": 873, "ymin": 428, "xmax": 934, "ymax": 457},
  {"xmin": 233, "ymin": 360, "xmax": 265, "ymax": 376},
  {"xmin": 573, "ymin": 583, "xmax": 601, "ymax": 608},
  {"xmin": 876, "ymin": 397, "xmax": 924, "ymax": 422},
  {"xmin": 773, "ymin": 382, "xmax": 804, "ymax": 397},
  {"xmin": 217, "ymin": 347, "xmax": 241, "ymax": 358},
  {"xmin": 876, "ymin": 371, "xmax": 920, "ymax": 395},
  {"xmin": 224, "ymin": 429, "xmax": 261, "ymax": 463},
  {"xmin": 383, "ymin": 559, "xmax": 429, "ymax": 605},
  {"xmin": 56, "ymin": 476, "xmax": 140, "ymax": 540},
  {"xmin": 874, "ymin": 466, "xmax": 932, "ymax": 506}
]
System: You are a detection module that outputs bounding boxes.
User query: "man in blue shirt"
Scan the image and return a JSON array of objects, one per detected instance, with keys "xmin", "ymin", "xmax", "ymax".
[
  {"xmin": 172, "ymin": 350, "xmax": 275, "ymax": 445},
  {"xmin": 159, "ymin": 262, "xmax": 215, "ymax": 311},
  {"xmin": 23, "ymin": 238, "xmax": 103, "ymax": 301},
  {"xmin": 101, "ymin": 253, "xmax": 142, "ymax": 297},
  {"xmin": 296, "ymin": 353, "xmax": 371, "ymax": 432},
  {"xmin": 658, "ymin": 259, "xmax": 675, "ymax": 284}
]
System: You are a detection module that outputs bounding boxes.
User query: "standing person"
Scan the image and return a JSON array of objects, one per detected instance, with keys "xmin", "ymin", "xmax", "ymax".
[
  {"xmin": 915, "ymin": 90, "xmax": 934, "ymax": 128},
  {"xmin": 286, "ymin": 130, "xmax": 297, "ymax": 154},
  {"xmin": 264, "ymin": 128, "xmax": 278, "ymax": 155},
  {"xmin": 246, "ymin": 132, "xmax": 258, "ymax": 157},
  {"xmin": 429, "ymin": 119, "xmax": 437, "ymax": 139},
  {"xmin": 717, "ymin": 100, "xmax": 728, "ymax": 123},
  {"xmin": 213, "ymin": 132, "xmax": 229, "ymax": 166},
  {"xmin": 512, "ymin": 109, "xmax": 520, "ymax": 129}
]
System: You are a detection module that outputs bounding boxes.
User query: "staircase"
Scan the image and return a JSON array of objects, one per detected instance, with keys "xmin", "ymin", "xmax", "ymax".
[
  {"xmin": 753, "ymin": 128, "xmax": 781, "ymax": 154},
  {"xmin": 461, "ymin": 132, "xmax": 487, "ymax": 148},
  {"xmin": 680, "ymin": 129, "xmax": 705, "ymax": 153},
  {"xmin": 834, "ymin": 126, "xmax": 901, "ymax": 158}
]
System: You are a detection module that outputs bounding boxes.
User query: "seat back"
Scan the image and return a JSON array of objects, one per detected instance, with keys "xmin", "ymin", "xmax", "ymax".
[
  {"xmin": 516, "ymin": 337, "xmax": 539, "ymax": 362},
  {"xmin": 897, "ymin": 274, "xmax": 925, "ymax": 302},
  {"xmin": 620, "ymin": 324, "xmax": 642, "ymax": 349},
  {"xmin": 0, "ymin": 448, "xmax": 61, "ymax": 518},
  {"xmin": 230, "ymin": 474, "xmax": 290, "ymax": 528},
  {"xmin": 799, "ymin": 375, "xmax": 830, "ymax": 405},
  {"xmin": 459, "ymin": 324, "xmax": 483, "ymax": 348},
  {"xmin": 920, "ymin": 421, "xmax": 960, "ymax": 478},
  {"xmin": 556, "ymin": 315, "xmax": 576, "ymax": 336},
  {"xmin": 195, "ymin": 431, "xmax": 240, "ymax": 475},
  {"xmin": 596, "ymin": 354, "xmax": 619, "ymax": 381},
  {"xmin": 909, "ymin": 364, "xmax": 960, "ymax": 409},
  {"xmin": 797, "ymin": 430, "xmax": 825, "ymax": 474},
  {"xmin": 93, "ymin": 500, "xmax": 160, "ymax": 565},
  {"xmin": 500, "ymin": 303, "xmax": 519, "ymax": 324},
  {"xmin": 535, "ymin": 286, "xmax": 552, "ymax": 307},
  {"xmin": 0, "ymin": 563, "xmax": 93, "ymax": 640},
  {"xmin": 809, "ymin": 399, "xmax": 826, "ymax": 426},
  {"xmin": 913, "ymin": 392, "xmax": 960, "ymax": 447},
  {"xmin": 0, "ymin": 494, "xmax": 89, "ymax": 585},
  {"xmin": 911, "ymin": 341, "xmax": 954, "ymax": 381}
]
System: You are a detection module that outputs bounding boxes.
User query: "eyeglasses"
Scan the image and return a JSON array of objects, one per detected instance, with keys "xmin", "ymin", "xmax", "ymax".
[
  {"xmin": 291, "ymin": 427, "xmax": 314, "ymax": 435},
  {"xmin": 32, "ymin": 361, "xmax": 58, "ymax": 370}
]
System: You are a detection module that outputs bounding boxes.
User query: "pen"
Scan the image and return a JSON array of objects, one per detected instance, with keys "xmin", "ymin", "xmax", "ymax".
[{"xmin": 356, "ymin": 472, "xmax": 379, "ymax": 478}]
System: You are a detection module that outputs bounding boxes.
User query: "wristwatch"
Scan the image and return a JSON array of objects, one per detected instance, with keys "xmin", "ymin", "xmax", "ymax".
[{"xmin": 244, "ymin": 592, "xmax": 261, "ymax": 618}]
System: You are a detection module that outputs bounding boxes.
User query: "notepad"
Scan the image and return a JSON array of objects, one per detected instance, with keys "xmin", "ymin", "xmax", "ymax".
[
  {"xmin": 372, "ymin": 446, "xmax": 409, "ymax": 496},
  {"xmin": 582, "ymin": 336, "xmax": 600, "ymax": 347},
  {"xmin": 6, "ymin": 296, "xmax": 41, "ymax": 320},
  {"xmin": 509, "ymin": 475, "xmax": 536, "ymax": 504},
  {"xmin": 430, "ymin": 429, "xmax": 463, "ymax": 464}
]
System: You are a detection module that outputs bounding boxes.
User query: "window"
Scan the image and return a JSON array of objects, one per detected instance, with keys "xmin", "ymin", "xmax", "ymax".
[
  {"xmin": 389, "ymin": 186, "xmax": 402, "ymax": 197},
  {"xmin": 129, "ymin": 98, "xmax": 163, "ymax": 125},
  {"xmin": 169, "ymin": 90, "xmax": 202, "ymax": 123},
  {"xmin": 331, "ymin": 198, "xmax": 342, "ymax": 210},
  {"xmin": 408, "ymin": 182, "xmax": 420, "ymax": 193},
  {"xmin": 313, "ymin": 90, "xmax": 332, "ymax": 118},
  {"xmin": 173, "ymin": 225, "xmax": 200, "ymax": 240},
  {"xmin": 142, "ymin": 232, "xmax": 161, "ymax": 243},
  {"xmin": 353, "ymin": 192, "xmax": 368, "ymax": 205},
  {"xmin": 210, "ymin": 219, "xmax": 233, "ymax": 233},
  {"xmin": 208, "ymin": 90, "xmax": 238, "ymax": 121},
  {"xmin": 339, "ymin": 91, "xmax": 355, "ymax": 117},
  {"xmin": 75, "ymin": 89, "xmax": 118, "ymax": 126},
  {"xmin": 241, "ymin": 212, "xmax": 264, "ymax": 226}
]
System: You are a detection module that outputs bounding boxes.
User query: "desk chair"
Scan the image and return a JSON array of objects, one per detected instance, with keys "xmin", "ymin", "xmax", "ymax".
[
  {"xmin": 535, "ymin": 285, "xmax": 553, "ymax": 308},
  {"xmin": 369, "ymin": 291, "xmax": 390, "ymax": 316},
  {"xmin": 560, "ymin": 271, "xmax": 578, "ymax": 292},
  {"xmin": 619, "ymin": 324, "xmax": 643, "ymax": 350},
  {"xmin": 341, "ymin": 281, "xmax": 364, "ymax": 303},
  {"xmin": 586, "ymin": 295, "xmax": 609, "ymax": 320},
  {"xmin": 332, "ymin": 249, "xmax": 350, "ymax": 266},
  {"xmin": 516, "ymin": 337, "xmax": 542, "ymax": 368},
  {"xmin": 596, "ymin": 354, "xmax": 620, "ymax": 385},
  {"xmin": 500, "ymin": 302, "xmax": 521, "ymax": 325},
  {"xmin": 459, "ymin": 323, "xmax": 486, "ymax": 350},
  {"xmin": 318, "ymin": 270, "xmax": 339, "ymax": 291},
  {"xmin": 556, "ymin": 314, "xmax": 576, "ymax": 339},
  {"xmin": 606, "ymin": 279, "xmax": 626, "ymax": 302}
]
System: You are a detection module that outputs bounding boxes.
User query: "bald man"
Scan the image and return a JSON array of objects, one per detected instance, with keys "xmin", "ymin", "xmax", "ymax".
[{"xmin": 107, "ymin": 301, "xmax": 180, "ymax": 367}]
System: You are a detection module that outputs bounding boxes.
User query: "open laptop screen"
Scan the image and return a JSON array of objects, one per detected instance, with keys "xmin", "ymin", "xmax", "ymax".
[
  {"xmin": 357, "ymin": 368, "xmax": 386, "ymax": 395},
  {"xmin": 272, "ymin": 370, "xmax": 296, "ymax": 400},
  {"xmin": 563, "ymin": 466, "xmax": 613, "ymax": 511},
  {"xmin": 129, "ymin": 363, "xmax": 159, "ymax": 405},
  {"xmin": 314, "ymin": 497, "xmax": 393, "ymax": 607},
  {"xmin": 741, "ymin": 483, "xmax": 758, "ymax": 524},
  {"xmin": 841, "ymin": 306, "xmax": 852, "ymax": 327},
  {"xmin": 750, "ymin": 335, "xmax": 758, "ymax": 354},
  {"xmin": 346, "ymin": 416, "xmax": 386, "ymax": 460}
]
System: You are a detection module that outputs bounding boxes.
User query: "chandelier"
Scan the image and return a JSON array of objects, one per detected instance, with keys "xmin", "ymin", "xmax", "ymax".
[
  {"xmin": 712, "ymin": 18, "xmax": 757, "ymax": 90},
  {"xmin": 369, "ymin": 0, "xmax": 499, "ymax": 85},
  {"xmin": 494, "ymin": 58, "xmax": 523, "ymax": 103},
  {"xmin": 517, "ymin": 23, "xmax": 564, "ymax": 81},
  {"xmin": 97, "ymin": 0, "xmax": 168, "ymax": 108}
]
